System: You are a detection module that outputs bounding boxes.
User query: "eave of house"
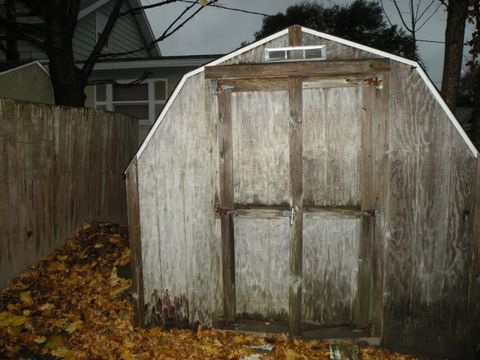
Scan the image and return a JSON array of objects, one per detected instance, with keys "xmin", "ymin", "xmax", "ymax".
[
  {"xmin": 78, "ymin": 0, "xmax": 161, "ymax": 57},
  {"xmin": 0, "ymin": 60, "xmax": 50, "ymax": 77},
  {"xmin": 91, "ymin": 54, "xmax": 222, "ymax": 70}
]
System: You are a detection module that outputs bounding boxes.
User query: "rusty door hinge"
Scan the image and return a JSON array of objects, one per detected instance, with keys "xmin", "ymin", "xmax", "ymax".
[
  {"xmin": 364, "ymin": 74, "xmax": 383, "ymax": 89},
  {"xmin": 359, "ymin": 208, "xmax": 379, "ymax": 218},
  {"xmin": 215, "ymin": 206, "xmax": 233, "ymax": 217}
]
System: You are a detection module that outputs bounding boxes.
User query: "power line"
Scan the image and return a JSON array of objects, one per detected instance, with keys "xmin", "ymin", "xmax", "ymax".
[
  {"xmin": 178, "ymin": 0, "xmax": 272, "ymax": 17},
  {"xmin": 417, "ymin": 38, "xmax": 470, "ymax": 46}
]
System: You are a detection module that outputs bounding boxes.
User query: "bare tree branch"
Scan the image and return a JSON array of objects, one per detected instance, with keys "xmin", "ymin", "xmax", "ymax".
[
  {"xmin": 379, "ymin": 0, "xmax": 395, "ymax": 27},
  {"xmin": 392, "ymin": 0, "xmax": 414, "ymax": 31},
  {"xmin": 0, "ymin": 17, "xmax": 45, "ymax": 49},
  {"xmin": 117, "ymin": 0, "xmax": 181, "ymax": 19},
  {"xmin": 80, "ymin": 0, "xmax": 125, "ymax": 82},
  {"xmin": 99, "ymin": 0, "xmax": 218, "ymax": 58}
]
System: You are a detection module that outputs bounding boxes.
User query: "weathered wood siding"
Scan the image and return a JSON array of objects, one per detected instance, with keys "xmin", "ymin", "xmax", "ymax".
[
  {"xmin": 302, "ymin": 33, "xmax": 381, "ymax": 60},
  {"xmin": 0, "ymin": 99, "xmax": 138, "ymax": 288},
  {"xmin": 219, "ymin": 32, "xmax": 377, "ymax": 66},
  {"xmin": 129, "ymin": 27, "xmax": 478, "ymax": 358},
  {"xmin": 135, "ymin": 73, "xmax": 221, "ymax": 326},
  {"xmin": 382, "ymin": 61, "xmax": 476, "ymax": 358}
]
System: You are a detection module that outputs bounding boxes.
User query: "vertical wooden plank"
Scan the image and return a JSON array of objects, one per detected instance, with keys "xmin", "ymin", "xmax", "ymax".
[
  {"xmin": 217, "ymin": 88, "xmax": 235, "ymax": 322},
  {"xmin": 126, "ymin": 158, "xmax": 145, "ymax": 326},
  {"xmin": 468, "ymin": 157, "xmax": 480, "ymax": 357},
  {"xmin": 370, "ymin": 72, "xmax": 390, "ymax": 335},
  {"xmin": 288, "ymin": 76, "xmax": 303, "ymax": 336},
  {"xmin": 355, "ymin": 83, "xmax": 375, "ymax": 329},
  {"xmin": 288, "ymin": 25, "xmax": 303, "ymax": 336},
  {"xmin": 288, "ymin": 25, "xmax": 302, "ymax": 48}
]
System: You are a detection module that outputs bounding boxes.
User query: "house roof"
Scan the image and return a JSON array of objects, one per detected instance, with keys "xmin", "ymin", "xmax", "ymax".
[
  {"xmin": 91, "ymin": 54, "xmax": 223, "ymax": 70},
  {"xmin": 0, "ymin": 60, "xmax": 49, "ymax": 76},
  {"xmin": 78, "ymin": 0, "xmax": 161, "ymax": 57},
  {"xmin": 132, "ymin": 26, "xmax": 477, "ymax": 167}
]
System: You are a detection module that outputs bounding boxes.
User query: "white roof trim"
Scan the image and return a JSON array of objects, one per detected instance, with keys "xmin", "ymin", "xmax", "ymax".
[
  {"xmin": 130, "ymin": 29, "xmax": 289, "ymax": 166},
  {"xmin": 78, "ymin": 0, "xmax": 111, "ymax": 19},
  {"xmin": 93, "ymin": 57, "xmax": 216, "ymax": 70},
  {"xmin": 129, "ymin": 26, "xmax": 477, "ymax": 170},
  {"xmin": 0, "ymin": 60, "xmax": 50, "ymax": 77}
]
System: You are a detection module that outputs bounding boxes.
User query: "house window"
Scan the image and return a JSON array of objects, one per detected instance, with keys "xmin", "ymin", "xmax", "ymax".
[
  {"xmin": 96, "ymin": 12, "xmax": 109, "ymax": 49},
  {"xmin": 94, "ymin": 79, "xmax": 168, "ymax": 126}
]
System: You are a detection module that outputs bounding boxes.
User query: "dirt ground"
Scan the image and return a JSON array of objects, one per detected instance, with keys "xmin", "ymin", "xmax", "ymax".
[{"xmin": 0, "ymin": 222, "xmax": 426, "ymax": 359}]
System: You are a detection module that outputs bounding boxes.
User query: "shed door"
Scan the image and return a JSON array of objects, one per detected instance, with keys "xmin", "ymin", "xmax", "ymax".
[{"xmin": 212, "ymin": 73, "xmax": 381, "ymax": 334}]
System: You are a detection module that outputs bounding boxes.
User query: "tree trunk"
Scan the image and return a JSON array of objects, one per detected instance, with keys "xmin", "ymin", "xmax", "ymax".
[
  {"xmin": 470, "ymin": 72, "xmax": 480, "ymax": 150},
  {"xmin": 5, "ymin": 0, "xmax": 19, "ymax": 62},
  {"xmin": 441, "ymin": 0, "xmax": 469, "ymax": 111},
  {"xmin": 44, "ymin": 9, "xmax": 85, "ymax": 107}
]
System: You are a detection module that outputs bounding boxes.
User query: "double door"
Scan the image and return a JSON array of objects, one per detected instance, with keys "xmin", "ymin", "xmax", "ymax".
[{"xmin": 213, "ymin": 73, "xmax": 383, "ymax": 333}]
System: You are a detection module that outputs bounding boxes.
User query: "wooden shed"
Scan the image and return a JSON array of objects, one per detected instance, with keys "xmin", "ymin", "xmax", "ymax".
[{"xmin": 126, "ymin": 26, "xmax": 480, "ymax": 359}]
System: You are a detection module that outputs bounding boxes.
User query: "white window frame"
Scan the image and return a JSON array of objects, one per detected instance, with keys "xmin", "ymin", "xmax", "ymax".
[
  {"xmin": 94, "ymin": 78, "xmax": 168, "ymax": 126},
  {"xmin": 265, "ymin": 45, "xmax": 326, "ymax": 62}
]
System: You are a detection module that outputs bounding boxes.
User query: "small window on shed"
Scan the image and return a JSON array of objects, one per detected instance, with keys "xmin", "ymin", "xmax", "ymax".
[{"xmin": 265, "ymin": 45, "xmax": 326, "ymax": 62}]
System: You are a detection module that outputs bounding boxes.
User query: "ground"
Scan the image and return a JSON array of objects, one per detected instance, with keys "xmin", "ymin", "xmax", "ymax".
[{"xmin": 0, "ymin": 222, "xmax": 425, "ymax": 359}]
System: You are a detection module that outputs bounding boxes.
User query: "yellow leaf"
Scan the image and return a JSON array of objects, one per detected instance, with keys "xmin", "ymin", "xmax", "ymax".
[
  {"xmin": 9, "ymin": 314, "xmax": 28, "ymax": 327},
  {"xmin": 48, "ymin": 262, "xmax": 67, "ymax": 271},
  {"xmin": 199, "ymin": 0, "xmax": 207, "ymax": 5},
  {"xmin": 201, "ymin": 345, "xmax": 219, "ymax": 355},
  {"xmin": 286, "ymin": 348, "xmax": 300, "ymax": 360},
  {"xmin": 94, "ymin": 243, "xmax": 104, "ymax": 248},
  {"xmin": 20, "ymin": 291, "xmax": 34, "ymax": 306},
  {"xmin": 51, "ymin": 346, "xmax": 71, "ymax": 358},
  {"xmin": 65, "ymin": 320, "xmax": 83, "ymax": 334},
  {"xmin": 7, "ymin": 326, "xmax": 22, "ymax": 336},
  {"xmin": 119, "ymin": 348, "xmax": 132, "ymax": 360},
  {"xmin": 124, "ymin": 340, "xmax": 135, "ymax": 349},
  {"xmin": 82, "ymin": 223, "xmax": 91, "ymax": 230},
  {"xmin": 7, "ymin": 303, "xmax": 18, "ymax": 311},
  {"xmin": 109, "ymin": 234, "xmax": 122, "ymax": 244},
  {"xmin": 39, "ymin": 303, "xmax": 55, "ymax": 312},
  {"xmin": 57, "ymin": 255, "xmax": 68, "ymax": 261},
  {"xmin": 34, "ymin": 336, "xmax": 47, "ymax": 344},
  {"xmin": 23, "ymin": 309, "xmax": 32, "ymax": 316}
]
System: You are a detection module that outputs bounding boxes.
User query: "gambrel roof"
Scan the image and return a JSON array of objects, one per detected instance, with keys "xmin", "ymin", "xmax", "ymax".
[{"xmin": 133, "ymin": 26, "xmax": 477, "ymax": 167}]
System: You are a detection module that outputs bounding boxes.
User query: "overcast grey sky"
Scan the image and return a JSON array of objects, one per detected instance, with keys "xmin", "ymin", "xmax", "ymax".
[{"xmin": 143, "ymin": 0, "xmax": 474, "ymax": 86}]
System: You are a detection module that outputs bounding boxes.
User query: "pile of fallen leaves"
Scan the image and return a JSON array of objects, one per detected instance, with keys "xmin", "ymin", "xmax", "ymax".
[{"xmin": 0, "ymin": 222, "xmax": 423, "ymax": 359}]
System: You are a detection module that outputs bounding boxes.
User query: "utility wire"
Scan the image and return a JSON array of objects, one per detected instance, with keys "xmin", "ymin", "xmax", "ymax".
[{"xmin": 178, "ymin": 0, "xmax": 272, "ymax": 17}]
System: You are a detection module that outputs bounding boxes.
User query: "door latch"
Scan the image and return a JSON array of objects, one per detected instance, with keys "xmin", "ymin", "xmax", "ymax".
[{"xmin": 282, "ymin": 207, "xmax": 296, "ymax": 225}]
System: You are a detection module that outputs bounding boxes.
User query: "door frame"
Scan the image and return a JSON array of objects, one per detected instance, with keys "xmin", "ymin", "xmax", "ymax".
[{"xmin": 208, "ymin": 26, "xmax": 389, "ymax": 336}]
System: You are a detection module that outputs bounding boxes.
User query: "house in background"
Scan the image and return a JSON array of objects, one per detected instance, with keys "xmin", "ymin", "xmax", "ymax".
[
  {"xmin": 0, "ymin": 1, "xmax": 221, "ymax": 142},
  {"xmin": 88, "ymin": 54, "xmax": 220, "ymax": 142},
  {"xmin": 0, "ymin": 0, "xmax": 160, "ymax": 62},
  {"xmin": 0, "ymin": 61, "xmax": 54, "ymax": 104}
]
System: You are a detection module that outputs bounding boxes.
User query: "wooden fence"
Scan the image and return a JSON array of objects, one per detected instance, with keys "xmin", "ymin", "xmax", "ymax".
[{"xmin": 0, "ymin": 99, "xmax": 138, "ymax": 288}]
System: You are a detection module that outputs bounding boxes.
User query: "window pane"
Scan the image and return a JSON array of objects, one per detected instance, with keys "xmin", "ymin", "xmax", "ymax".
[
  {"xmin": 114, "ymin": 104, "xmax": 148, "ymax": 119},
  {"xmin": 155, "ymin": 80, "xmax": 167, "ymax": 101},
  {"xmin": 113, "ymin": 83, "xmax": 148, "ymax": 101},
  {"xmin": 96, "ymin": 84, "xmax": 106, "ymax": 102}
]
